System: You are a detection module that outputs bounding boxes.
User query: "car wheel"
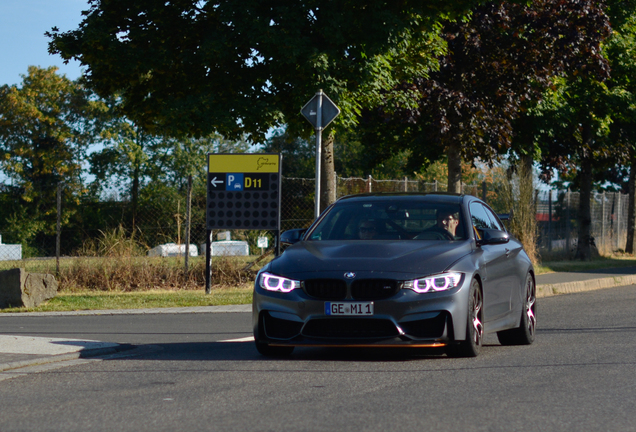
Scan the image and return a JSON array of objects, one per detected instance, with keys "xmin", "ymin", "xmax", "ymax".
[
  {"xmin": 497, "ymin": 273, "xmax": 536, "ymax": 346},
  {"xmin": 255, "ymin": 340, "xmax": 295, "ymax": 357},
  {"xmin": 447, "ymin": 278, "xmax": 483, "ymax": 357}
]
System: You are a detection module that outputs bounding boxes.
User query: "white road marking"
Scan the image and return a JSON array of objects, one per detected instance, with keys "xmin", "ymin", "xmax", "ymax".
[
  {"xmin": 0, "ymin": 335, "xmax": 118, "ymax": 355},
  {"xmin": 220, "ymin": 336, "xmax": 254, "ymax": 343}
]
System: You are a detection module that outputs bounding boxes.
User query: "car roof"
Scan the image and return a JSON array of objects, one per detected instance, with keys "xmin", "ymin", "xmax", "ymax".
[{"xmin": 335, "ymin": 192, "xmax": 467, "ymax": 205}]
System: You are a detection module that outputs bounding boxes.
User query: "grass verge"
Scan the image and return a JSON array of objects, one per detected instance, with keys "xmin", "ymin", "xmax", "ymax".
[
  {"xmin": 536, "ymin": 255, "xmax": 636, "ymax": 274},
  {"xmin": 0, "ymin": 285, "xmax": 253, "ymax": 313}
]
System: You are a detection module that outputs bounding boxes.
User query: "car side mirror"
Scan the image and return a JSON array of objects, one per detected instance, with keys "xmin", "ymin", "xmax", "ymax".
[
  {"xmin": 477, "ymin": 229, "xmax": 510, "ymax": 246},
  {"xmin": 280, "ymin": 229, "xmax": 307, "ymax": 246}
]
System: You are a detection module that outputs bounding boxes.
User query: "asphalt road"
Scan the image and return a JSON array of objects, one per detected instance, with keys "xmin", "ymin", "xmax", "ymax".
[{"xmin": 1, "ymin": 285, "xmax": 635, "ymax": 432}]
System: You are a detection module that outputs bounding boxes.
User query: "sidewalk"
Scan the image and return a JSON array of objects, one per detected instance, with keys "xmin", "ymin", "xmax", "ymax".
[
  {"xmin": 1, "ymin": 267, "xmax": 635, "ymax": 374},
  {"xmin": 535, "ymin": 266, "xmax": 636, "ymax": 297}
]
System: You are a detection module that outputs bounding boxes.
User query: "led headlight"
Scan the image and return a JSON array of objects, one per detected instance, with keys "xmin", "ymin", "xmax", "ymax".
[
  {"xmin": 403, "ymin": 272, "xmax": 463, "ymax": 293},
  {"xmin": 258, "ymin": 272, "xmax": 301, "ymax": 293}
]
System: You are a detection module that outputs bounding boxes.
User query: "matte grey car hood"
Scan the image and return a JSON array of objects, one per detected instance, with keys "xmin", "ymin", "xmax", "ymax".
[{"xmin": 270, "ymin": 240, "xmax": 474, "ymax": 276}]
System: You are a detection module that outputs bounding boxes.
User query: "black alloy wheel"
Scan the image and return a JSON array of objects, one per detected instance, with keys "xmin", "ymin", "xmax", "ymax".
[
  {"xmin": 447, "ymin": 278, "xmax": 483, "ymax": 357},
  {"xmin": 496, "ymin": 273, "xmax": 536, "ymax": 346}
]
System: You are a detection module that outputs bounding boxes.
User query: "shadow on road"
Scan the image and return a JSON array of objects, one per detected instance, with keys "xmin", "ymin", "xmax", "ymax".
[{"xmin": 110, "ymin": 341, "xmax": 455, "ymax": 363}]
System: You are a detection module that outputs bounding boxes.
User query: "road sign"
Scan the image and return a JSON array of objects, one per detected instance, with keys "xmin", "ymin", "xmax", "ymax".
[
  {"xmin": 301, "ymin": 90, "xmax": 341, "ymax": 218},
  {"xmin": 301, "ymin": 91, "xmax": 340, "ymax": 130},
  {"xmin": 206, "ymin": 154, "xmax": 282, "ymax": 231}
]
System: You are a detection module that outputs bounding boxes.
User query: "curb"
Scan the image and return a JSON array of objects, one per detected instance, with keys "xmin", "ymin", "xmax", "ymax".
[
  {"xmin": 0, "ymin": 344, "xmax": 133, "ymax": 373},
  {"xmin": 536, "ymin": 274, "xmax": 636, "ymax": 298}
]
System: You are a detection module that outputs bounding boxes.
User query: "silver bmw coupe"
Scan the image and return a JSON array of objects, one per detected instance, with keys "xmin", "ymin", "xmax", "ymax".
[{"xmin": 253, "ymin": 193, "xmax": 536, "ymax": 357}]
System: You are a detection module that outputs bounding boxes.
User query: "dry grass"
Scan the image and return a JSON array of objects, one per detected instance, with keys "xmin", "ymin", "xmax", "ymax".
[
  {"xmin": 500, "ymin": 161, "xmax": 539, "ymax": 265},
  {"xmin": 12, "ymin": 226, "xmax": 266, "ymax": 292},
  {"xmin": 55, "ymin": 255, "xmax": 261, "ymax": 292}
]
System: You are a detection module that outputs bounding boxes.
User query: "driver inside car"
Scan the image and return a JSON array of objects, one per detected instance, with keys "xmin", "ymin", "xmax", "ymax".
[
  {"xmin": 358, "ymin": 219, "xmax": 379, "ymax": 240},
  {"xmin": 437, "ymin": 210, "xmax": 460, "ymax": 238}
]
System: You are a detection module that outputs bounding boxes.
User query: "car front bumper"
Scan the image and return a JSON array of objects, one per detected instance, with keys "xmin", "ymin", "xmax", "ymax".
[{"xmin": 252, "ymin": 274, "xmax": 472, "ymax": 348}]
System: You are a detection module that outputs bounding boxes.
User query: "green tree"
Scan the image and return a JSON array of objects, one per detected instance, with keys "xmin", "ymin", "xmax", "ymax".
[
  {"xmin": 89, "ymin": 120, "xmax": 167, "ymax": 219},
  {"xmin": 47, "ymin": 1, "xmax": 481, "ymax": 138},
  {"xmin": 363, "ymin": 0, "xmax": 610, "ymax": 193},
  {"xmin": 522, "ymin": 1, "xmax": 636, "ymax": 260},
  {"xmin": 0, "ymin": 66, "xmax": 104, "ymax": 252},
  {"xmin": 604, "ymin": 14, "xmax": 636, "ymax": 253},
  {"xmin": 47, "ymin": 0, "xmax": 489, "ymax": 210}
]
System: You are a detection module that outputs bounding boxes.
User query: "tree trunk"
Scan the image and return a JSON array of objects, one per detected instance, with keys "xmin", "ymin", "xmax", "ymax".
[
  {"xmin": 447, "ymin": 140, "xmax": 462, "ymax": 193},
  {"xmin": 320, "ymin": 130, "xmax": 336, "ymax": 211},
  {"xmin": 575, "ymin": 146, "xmax": 593, "ymax": 261},
  {"xmin": 626, "ymin": 147, "xmax": 636, "ymax": 254}
]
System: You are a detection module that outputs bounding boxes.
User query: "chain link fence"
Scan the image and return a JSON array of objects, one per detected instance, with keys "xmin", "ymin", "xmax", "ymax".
[
  {"xmin": 536, "ymin": 189, "xmax": 629, "ymax": 256},
  {"xmin": 0, "ymin": 176, "xmax": 630, "ymax": 269},
  {"xmin": 283, "ymin": 175, "xmax": 487, "ymax": 230}
]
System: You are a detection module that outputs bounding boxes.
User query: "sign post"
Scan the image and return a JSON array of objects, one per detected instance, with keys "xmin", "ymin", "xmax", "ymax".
[
  {"xmin": 205, "ymin": 153, "xmax": 282, "ymax": 294},
  {"xmin": 301, "ymin": 90, "xmax": 340, "ymax": 219}
]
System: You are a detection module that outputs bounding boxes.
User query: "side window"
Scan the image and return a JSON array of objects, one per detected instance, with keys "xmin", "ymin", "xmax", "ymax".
[
  {"xmin": 470, "ymin": 202, "xmax": 494, "ymax": 230},
  {"xmin": 484, "ymin": 206, "xmax": 505, "ymax": 231}
]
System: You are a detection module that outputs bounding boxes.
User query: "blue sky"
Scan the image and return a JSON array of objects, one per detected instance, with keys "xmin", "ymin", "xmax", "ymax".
[{"xmin": 0, "ymin": 0, "xmax": 86, "ymax": 87}]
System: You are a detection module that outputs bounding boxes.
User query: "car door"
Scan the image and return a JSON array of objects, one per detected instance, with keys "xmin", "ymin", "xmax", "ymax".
[
  {"xmin": 470, "ymin": 202, "xmax": 511, "ymax": 321},
  {"xmin": 483, "ymin": 205, "xmax": 527, "ymax": 316}
]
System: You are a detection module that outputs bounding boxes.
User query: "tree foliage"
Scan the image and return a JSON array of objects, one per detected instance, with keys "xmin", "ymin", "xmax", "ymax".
[
  {"xmin": 46, "ymin": 0, "xmax": 493, "ymax": 140},
  {"xmin": 363, "ymin": 0, "xmax": 611, "ymax": 191},
  {"xmin": 0, "ymin": 66, "xmax": 104, "ymax": 238},
  {"xmin": 527, "ymin": 2, "xmax": 636, "ymax": 259}
]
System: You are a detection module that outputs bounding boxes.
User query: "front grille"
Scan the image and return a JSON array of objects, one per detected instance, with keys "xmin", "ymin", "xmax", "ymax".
[
  {"xmin": 302, "ymin": 318, "xmax": 399, "ymax": 339},
  {"xmin": 351, "ymin": 279, "xmax": 400, "ymax": 300},
  {"xmin": 304, "ymin": 279, "xmax": 347, "ymax": 300}
]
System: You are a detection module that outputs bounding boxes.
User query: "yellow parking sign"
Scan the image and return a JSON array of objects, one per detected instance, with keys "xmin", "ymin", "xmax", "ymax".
[
  {"xmin": 208, "ymin": 154, "xmax": 279, "ymax": 173},
  {"xmin": 206, "ymin": 153, "xmax": 281, "ymax": 231}
]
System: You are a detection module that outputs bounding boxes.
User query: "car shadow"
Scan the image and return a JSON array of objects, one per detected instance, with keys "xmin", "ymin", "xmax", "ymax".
[{"xmin": 106, "ymin": 341, "xmax": 454, "ymax": 363}]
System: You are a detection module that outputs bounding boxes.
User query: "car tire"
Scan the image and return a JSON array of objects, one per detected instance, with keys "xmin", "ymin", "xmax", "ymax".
[
  {"xmin": 496, "ymin": 273, "xmax": 536, "ymax": 346},
  {"xmin": 255, "ymin": 340, "xmax": 295, "ymax": 357},
  {"xmin": 447, "ymin": 278, "xmax": 483, "ymax": 358}
]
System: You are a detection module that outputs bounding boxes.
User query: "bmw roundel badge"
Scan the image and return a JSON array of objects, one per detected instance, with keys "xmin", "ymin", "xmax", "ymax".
[{"xmin": 344, "ymin": 272, "xmax": 356, "ymax": 279}]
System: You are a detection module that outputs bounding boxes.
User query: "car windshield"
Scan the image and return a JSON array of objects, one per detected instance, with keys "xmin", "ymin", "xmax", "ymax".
[{"xmin": 307, "ymin": 200, "xmax": 466, "ymax": 241}]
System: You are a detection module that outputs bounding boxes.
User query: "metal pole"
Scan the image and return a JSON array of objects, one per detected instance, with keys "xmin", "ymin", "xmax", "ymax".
[
  {"xmin": 314, "ymin": 90, "xmax": 323, "ymax": 219},
  {"xmin": 548, "ymin": 190, "xmax": 552, "ymax": 252},
  {"xmin": 205, "ymin": 229, "xmax": 212, "ymax": 294},
  {"xmin": 184, "ymin": 175, "xmax": 192, "ymax": 278},
  {"xmin": 602, "ymin": 191, "xmax": 606, "ymax": 253},
  {"xmin": 616, "ymin": 192, "xmax": 621, "ymax": 252},
  {"xmin": 566, "ymin": 189, "xmax": 571, "ymax": 254},
  {"xmin": 56, "ymin": 182, "xmax": 62, "ymax": 275},
  {"xmin": 275, "ymin": 230, "xmax": 281, "ymax": 257}
]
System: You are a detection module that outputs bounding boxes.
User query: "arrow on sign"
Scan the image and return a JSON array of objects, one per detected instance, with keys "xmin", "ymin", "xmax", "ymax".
[{"xmin": 210, "ymin": 177, "xmax": 224, "ymax": 188}]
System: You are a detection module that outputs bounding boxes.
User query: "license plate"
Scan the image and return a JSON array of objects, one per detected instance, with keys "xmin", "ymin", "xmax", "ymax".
[{"xmin": 325, "ymin": 302, "xmax": 374, "ymax": 316}]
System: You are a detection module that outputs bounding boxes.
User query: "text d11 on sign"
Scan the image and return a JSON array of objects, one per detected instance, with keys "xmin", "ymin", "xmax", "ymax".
[{"xmin": 257, "ymin": 237, "xmax": 269, "ymax": 248}]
